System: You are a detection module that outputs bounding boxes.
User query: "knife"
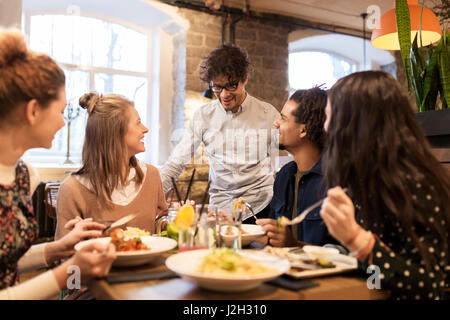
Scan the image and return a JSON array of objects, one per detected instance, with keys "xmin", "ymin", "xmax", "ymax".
[{"xmin": 102, "ymin": 212, "xmax": 140, "ymax": 234}]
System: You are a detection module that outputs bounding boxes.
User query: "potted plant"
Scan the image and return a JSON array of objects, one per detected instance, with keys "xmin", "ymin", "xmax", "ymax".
[{"xmin": 395, "ymin": 0, "xmax": 450, "ymax": 147}]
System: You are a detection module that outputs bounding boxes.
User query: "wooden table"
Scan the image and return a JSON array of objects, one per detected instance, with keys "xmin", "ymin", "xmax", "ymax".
[{"xmin": 89, "ymin": 255, "xmax": 389, "ymax": 300}]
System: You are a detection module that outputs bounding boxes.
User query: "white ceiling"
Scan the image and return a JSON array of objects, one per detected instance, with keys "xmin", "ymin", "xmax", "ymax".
[
  {"xmin": 23, "ymin": 0, "xmax": 174, "ymax": 30},
  {"xmin": 246, "ymin": 0, "xmax": 393, "ymax": 31}
]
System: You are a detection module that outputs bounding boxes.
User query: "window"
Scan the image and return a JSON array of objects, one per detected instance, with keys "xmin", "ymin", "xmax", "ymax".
[
  {"xmin": 288, "ymin": 51, "xmax": 356, "ymax": 90},
  {"xmin": 23, "ymin": 14, "xmax": 149, "ymax": 164}
]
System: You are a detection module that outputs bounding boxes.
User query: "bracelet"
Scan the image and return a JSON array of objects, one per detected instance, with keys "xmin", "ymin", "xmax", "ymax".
[
  {"xmin": 343, "ymin": 225, "xmax": 363, "ymax": 247},
  {"xmin": 355, "ymin": 234, "xmax": 375, "ymax": 261},
  {"xmin": 350, "ymin": 231, "xmax": 372, "ymax": 257}
]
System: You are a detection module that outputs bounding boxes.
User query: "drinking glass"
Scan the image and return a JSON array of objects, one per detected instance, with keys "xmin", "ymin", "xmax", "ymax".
[
  {"xmin": 156, "ymin": 208, "xmax": 177, "ymax": 238},
  {"xmin": 216, "ymin": 208, "xmax": 242, "ymax": 250},
  {"xmin": 178, "ymin": 220, "xmax": 209, "ymax": 252}
]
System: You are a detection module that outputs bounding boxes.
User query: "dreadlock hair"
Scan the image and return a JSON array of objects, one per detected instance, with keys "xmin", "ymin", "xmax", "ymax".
[{"xmin": 289, "ymin": 87, "xmax": 327, "ymax": 152}]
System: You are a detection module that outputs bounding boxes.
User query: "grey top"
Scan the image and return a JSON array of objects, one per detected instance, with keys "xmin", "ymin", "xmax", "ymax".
[{"xmin": 160, "ymin": 94, "xmax": 280, "ymax": 216}]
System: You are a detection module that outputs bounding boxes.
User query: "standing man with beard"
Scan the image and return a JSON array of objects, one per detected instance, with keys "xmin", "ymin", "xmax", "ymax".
[
  {"xmin": 257, "ymin": 87, "xmax": 337, "ymax": 246},
  {"xmin": 160, "ymin": 44, "xmax": 280, "ymax": 221}
]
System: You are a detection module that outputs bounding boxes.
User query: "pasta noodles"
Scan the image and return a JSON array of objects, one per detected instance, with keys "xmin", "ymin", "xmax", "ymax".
[
  {"xmin": 199, "ymin": 248, "xmax": 275, "ymax": 275},
  {"xmin": 123, "ymin": 227, "xmax": 150, "ymax": 237}
]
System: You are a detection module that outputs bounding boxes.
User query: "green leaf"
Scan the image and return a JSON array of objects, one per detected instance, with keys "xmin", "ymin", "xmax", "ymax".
[
  {"xmin": 439, "ymin": 31, "xmax": 450, "ymax": 108},
  {"xmin": 410, "ymin": 35, "xmax": 424, "ymax": 110},
  {"xmin": 421, "ymin": 40, "xmax": 442, "ymax": 111},
  {"xmin": 395, "ymin": 0, "xmax": 412, "ymax": 93},
  {"xmin": 221, "ymin": 261, "xmax": 235, "ymax": 271},
  {"xmin": 410, "ymin": 52, "xmax": 423, "ymax": 109},
  {"xmin": 438, "ymin": 82, "xmax": 448, "ymax": 109},
  {"xmin": 411, "ymin": 33, "xmax": 425, "ymax": 74}
]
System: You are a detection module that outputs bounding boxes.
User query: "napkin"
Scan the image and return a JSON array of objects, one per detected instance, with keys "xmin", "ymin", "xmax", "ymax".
[
  {"xmin": 267, "ymin": 275, "xmax": 319, "ymax": 291},
  {"xmin": 105, "ymin": 270, "xmax": 178, "ymax": 284}
]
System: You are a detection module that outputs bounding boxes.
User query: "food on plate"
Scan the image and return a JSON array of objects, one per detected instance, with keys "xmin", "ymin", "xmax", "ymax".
[
  {"xmin": 233, "ymin": 197, "xmax": 247, "ymax": 218},
  {"xmin": 110, "ymin": 228, "xmax": 149, "ymax": 252},
  {"xmin": 199, "ymin": 248, "xmax": 275, "ymax": 275},
  {"xmin": 264, "ymin": 246, "xmax": 336, "ymax": 269},
  {"xmin": 302, "ymin": 245, "xmax": 339, "ymax": 265},
  {"xmin": 277, "ymin": 216, "xmax": 290, "ymax": 230},
  {"xmin": 225, "ymin": 226, "xmax": 247, "ymax": 235},
  {"xmin": 123, "ymin": 226, "xmax": 150, "ymax": 237}
]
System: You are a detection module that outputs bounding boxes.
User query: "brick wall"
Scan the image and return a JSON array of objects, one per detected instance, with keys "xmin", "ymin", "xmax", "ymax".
[
  {"xmin": 180, "ymin": 8, "xmax": 291, "ymax": 112},
  {"xmin": 169, "ymin": 8, "xmax": 291, "ymax": 204}
]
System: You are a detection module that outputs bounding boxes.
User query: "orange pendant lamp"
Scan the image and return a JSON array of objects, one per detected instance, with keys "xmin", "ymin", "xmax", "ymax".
[{"xmin": 371, "ymin": 0, "xmax": 442, "ymax": 50}]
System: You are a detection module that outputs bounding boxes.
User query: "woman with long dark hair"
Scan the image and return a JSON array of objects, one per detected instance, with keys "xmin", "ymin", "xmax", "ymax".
[{"xmin": 321, "ymin": 71, "xmax": 449, "ymax": 300}]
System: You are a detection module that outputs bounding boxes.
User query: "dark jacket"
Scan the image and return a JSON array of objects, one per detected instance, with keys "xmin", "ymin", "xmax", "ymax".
[{"xmin": 269, "ymin": 158, "xmax": 337, "ymax": 246}]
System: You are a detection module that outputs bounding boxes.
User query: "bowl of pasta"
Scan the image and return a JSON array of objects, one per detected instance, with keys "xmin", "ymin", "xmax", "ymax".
[
  {"xmin": 75, "ymin": 228, "xmax": 177, "ymax": 267},
  {"xmin": 165, "ymin": 248, "xmax": 290, "ymax": 292}
]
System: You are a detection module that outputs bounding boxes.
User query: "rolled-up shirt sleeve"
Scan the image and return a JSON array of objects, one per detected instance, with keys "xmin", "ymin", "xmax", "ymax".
[{"xmin": 160, "ymin": 110, "xmax": 203, "ymax": 193}]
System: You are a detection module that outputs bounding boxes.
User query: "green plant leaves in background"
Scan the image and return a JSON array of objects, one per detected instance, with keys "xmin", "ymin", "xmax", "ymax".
[
  {"xmin": 395, "ymin": 0, "xmax": 448, "ymax": 110},
  {"xmin": 438, "ymin": 31, "xmax": 450, "ymax": 109},
  {"xmin": 396, "ymin": 0, "xmax": 412, "ymax": 93}
]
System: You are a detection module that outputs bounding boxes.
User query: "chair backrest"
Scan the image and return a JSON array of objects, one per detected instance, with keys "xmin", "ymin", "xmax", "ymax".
[{"xmin": 43, "ymin": 182, "xmax": 61, "ymax": 219}]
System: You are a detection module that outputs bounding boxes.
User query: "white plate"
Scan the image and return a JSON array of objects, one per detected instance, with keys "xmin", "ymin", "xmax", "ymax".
[
  {"xmin": 267, "ymin": 247, "xmax": 357, "ymax": 279},
  {"xmin": 74, "ymin": 236, "xmax": 177, "ymax": 267},
  {"xmin": 241, "ymin": 224, "xmax": 265, "ymax": 246},
  {"xmin": 286, "ymin": 257, "xmax": 357, "ymax": 278},
  {"xmin": 220, "ymin": 224, "xmax": 266, "ymax": 247},
  {"xmin": 303, "ymin": 245, "xmax": 340, "ymax": 264},
  {"xmin": 165, "ymin": 249, "xmax": 290, "ymax": 292}
]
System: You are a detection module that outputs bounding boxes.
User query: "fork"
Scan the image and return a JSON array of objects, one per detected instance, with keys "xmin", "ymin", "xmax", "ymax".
[
  {"xmin": 242, "ymin": 202, "xmax": 257, "ymax": 221},
  {"xmin": 283, "ymin": 188, "xmax": 349, "ymax": 226}
]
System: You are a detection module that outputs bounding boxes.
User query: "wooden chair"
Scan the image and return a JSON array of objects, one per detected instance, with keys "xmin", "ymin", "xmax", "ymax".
[{"xmin": 43, "ymin": 182, "xmax": 60, "ymax": 219}]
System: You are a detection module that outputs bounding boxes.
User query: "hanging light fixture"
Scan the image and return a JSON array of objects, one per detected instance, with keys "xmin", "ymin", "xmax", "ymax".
[{"xmin": 371, "ymin": 0, "xmax": 442, "ymax": 50}]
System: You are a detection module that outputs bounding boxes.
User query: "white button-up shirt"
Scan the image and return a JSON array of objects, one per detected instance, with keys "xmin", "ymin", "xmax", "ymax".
[{"xmin": 160, "ymin": 94, "xmax": 280, "ymax": 216}]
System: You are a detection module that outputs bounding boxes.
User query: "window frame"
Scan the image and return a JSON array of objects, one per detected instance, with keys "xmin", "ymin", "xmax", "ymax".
[
  {"xmin": 288, "ymin": 49, "xmax": 357, "ymax": 91},
  {"xmin": 22, "ymin": 10, "xmax": 154, "ymax": 166}
]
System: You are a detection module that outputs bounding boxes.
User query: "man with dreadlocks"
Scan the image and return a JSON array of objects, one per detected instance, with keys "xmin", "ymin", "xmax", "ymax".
[{"xmin": 257, "ymin": 87, "xmax": 338, "ymax": 246}]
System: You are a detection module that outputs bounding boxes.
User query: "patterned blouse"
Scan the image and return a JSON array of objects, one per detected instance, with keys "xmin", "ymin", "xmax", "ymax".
[
  {"xmin": 0, "ymin": 160, "xmax": 38, "ymax": 289},
  {"xmin": 358, "ymin": 179, "xmax": 449, "ymax": 300}
]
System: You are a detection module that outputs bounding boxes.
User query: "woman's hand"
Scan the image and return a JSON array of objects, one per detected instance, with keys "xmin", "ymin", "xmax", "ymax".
[
  {"xmin": 45, "ymin": 219, "xmax": 106, "ymax": 264},
  {"xmin": 53, "ymin": 242, "xmax": 116, "ymax": 289},
  {"xmin": 256, "ymin": 218, "xmax": 298, "ymax": 247},
  {"xmin": 319, "ymin": 186, "xmax": 361, "ymax": 246},
  {"xmin": 64, "ymin": 216, "xmax": 90, "ymax": 230}
]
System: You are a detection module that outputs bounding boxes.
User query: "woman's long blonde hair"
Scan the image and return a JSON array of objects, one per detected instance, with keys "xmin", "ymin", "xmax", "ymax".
[{"xmin": 75, "ymin": 92, "xmax": 144, "ymax": 209}]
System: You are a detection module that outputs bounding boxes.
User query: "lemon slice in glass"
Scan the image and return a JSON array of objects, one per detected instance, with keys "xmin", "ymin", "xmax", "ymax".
[{"xmin": 175, "ymin": 204, "xmax": 195, "ymax": 230}]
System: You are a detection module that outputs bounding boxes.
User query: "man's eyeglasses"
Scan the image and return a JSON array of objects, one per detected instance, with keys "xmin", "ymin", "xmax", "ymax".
[{"xmin": 210, "ymin": 81, "xmax": 239, "ymax": 93}]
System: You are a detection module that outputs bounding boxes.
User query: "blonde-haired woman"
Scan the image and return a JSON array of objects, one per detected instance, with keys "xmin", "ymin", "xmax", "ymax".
[
  {"xmin": 0, "ymin": 29, "xmax": 115, "ymax": 300},
  {"xmin": 55, "ymin": 92, "xmax": 167, "ymax": 239}
]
